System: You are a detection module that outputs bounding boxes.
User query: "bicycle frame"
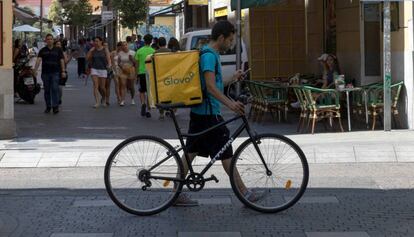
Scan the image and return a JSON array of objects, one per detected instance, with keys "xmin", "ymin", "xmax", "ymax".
[{"xmin": 148, "ymin": 109, "xmax": 271, "ymax": 183}]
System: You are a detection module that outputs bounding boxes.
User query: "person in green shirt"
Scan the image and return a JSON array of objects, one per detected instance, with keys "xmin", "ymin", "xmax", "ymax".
[{"xmin": 135, "ymin": 34, "xmax": 155, "ymax": 118}]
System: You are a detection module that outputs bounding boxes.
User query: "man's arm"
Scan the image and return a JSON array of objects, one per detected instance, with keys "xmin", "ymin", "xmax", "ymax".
[
  {"xmin": 204, "ymin": 71, "xmax": 244, "ymax": 115},
  {"xmin": 33, "ymin": 55, "xmax": 42, "ymax": 77},
  {"xmin": 86, "ymin": 47, "xmax": 95, "ymax": 61},
  {"xmin": 105, "ymin": 48, "xmax": 112, "ymax": 68}
]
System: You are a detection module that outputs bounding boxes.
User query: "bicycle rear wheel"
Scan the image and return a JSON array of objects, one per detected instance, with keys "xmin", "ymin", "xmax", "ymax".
[
  {"xmin": 104, "ymin": 136, "xmax": 184, "ymax": 216},
  {"xmin": 230, "ymin": 133, "xmax": 309, "ymax": 213}
]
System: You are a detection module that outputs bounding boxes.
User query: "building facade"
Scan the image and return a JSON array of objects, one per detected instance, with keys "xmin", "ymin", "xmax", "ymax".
[
  {"xmin": 247, "ymin": 0, "xmax": 414, "ymax": 129},
  {"xmin": 0, "ymin": 0, "xmax": 17, "ymax": 138}
]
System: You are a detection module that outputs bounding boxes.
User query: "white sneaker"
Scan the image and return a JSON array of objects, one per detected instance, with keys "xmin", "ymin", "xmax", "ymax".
[
  {"xmin": 131, "ymin": 99, "xmax": 135, "ymax": 105},
  {"xmin": 120, "ymin": 101, "xmax": 125, "ymax": 106},
  {"xmin": 290, "ymin": 101, "xmax": 301, "ymax": 109}
]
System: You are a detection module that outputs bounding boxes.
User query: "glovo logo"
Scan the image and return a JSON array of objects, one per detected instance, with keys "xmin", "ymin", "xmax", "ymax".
[{"xmin": 163, "ymin": 72, "xmax": 195, "ymax": 86}]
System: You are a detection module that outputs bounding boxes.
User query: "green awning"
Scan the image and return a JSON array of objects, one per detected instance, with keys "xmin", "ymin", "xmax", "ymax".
[{"xmin": 231, "ymin": 0, "xmax": 283, "ymax": 10}]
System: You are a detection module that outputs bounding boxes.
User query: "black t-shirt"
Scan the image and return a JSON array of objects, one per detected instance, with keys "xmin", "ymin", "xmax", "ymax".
[{"xmin": 38, "ymin": 46, "xmax": 64, "ymax": 74}]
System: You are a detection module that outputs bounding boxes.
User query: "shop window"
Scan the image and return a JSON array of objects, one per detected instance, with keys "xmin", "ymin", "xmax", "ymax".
[{"xmin": 324, "ymin": 0, "xmax": 336, "ymax": 54}]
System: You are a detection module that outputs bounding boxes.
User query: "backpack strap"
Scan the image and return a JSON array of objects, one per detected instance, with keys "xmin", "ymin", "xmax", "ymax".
[{"xmin": 200, "ymin": 50, "xmax": 219, "ymax": 115}]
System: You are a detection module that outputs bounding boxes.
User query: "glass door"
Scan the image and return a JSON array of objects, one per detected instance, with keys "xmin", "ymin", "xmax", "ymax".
[{"xmin": 360, "ymin": 2, "xmax": 382, "ymax": 85}]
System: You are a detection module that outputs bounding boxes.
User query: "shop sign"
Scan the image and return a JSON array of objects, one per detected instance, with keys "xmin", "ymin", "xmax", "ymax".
[
  {"xmin": 189, "ymin": 0, "xmax": 208, "ymax": 6},
  {"xmin": 214, "ymin": 7, "xmax": 228, "ymax": 18}
]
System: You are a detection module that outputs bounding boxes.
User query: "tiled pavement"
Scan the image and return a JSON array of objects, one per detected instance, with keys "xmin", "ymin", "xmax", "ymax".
[
  {"xmin": 0, "ymin": 188, "xmax": 413, "ymax": 237},
  {"xmin": 1, "ymin": 129, "xmax": 414, "ymax": 168}
]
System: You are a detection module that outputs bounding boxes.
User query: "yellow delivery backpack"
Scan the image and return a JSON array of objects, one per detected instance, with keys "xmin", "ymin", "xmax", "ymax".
[{"xmin": 145, "ymin": 50, "xmax": 203, "ymax": 108}]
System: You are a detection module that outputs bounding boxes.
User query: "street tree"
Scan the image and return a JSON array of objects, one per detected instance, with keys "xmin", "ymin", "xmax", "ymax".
[
  {"xmin": 113, "ymin": 0, "xmax": 148, "ymax": 33},
  {"xmin": 62, "ymin": 0, "xmax": 93, "ymax": 27},
  {"xmin": 48, "ymin": 0, "xmax": 64, "ymax": 25}
]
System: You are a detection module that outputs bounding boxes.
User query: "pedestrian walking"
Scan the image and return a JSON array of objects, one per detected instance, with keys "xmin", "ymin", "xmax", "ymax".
[
  {"xmin": 135, "ymin": 34, "xmax": 155, "ymax": 118},
  {"xmin": 168, "ymin": 37, "xmax": 180, "ymax": 52},
  {"xmin": 54, "ymin": 40, "xmax": 72, "ymax": 105},
  {"xmin": 117, "ymin": 41, "xmax": 137, "ymax": 106},
  {"xmin": 151, "ymin": 37, "xmax": 160, "ymax": 50},
  {"xmin": 33, "ymin": 34, "xmax": 66, "ymax": 114},
  {"xmin": 136, "ymin": 35, "xmax": 144, "ymax": 50},
  {"xmin": 126, "ymin": 36, "xmax": 137, "ymax": 52},
  {"xmin": 86, "ymin": 37, "xmax": 112, "ymax": 108},
  {"xmin": 110, "ymin": 42, "xmax": 123, "ymax": 104},
  {"xmin": 103, "ymin": 42, "xmax": 113, "ymax": 106},
  {"xmin": 72, "ymin": 39, "xmax": 87, "ymax": 79},
  {"xmin": 154, "ymin": 37, "xmax": 172, "ymax": 120}
]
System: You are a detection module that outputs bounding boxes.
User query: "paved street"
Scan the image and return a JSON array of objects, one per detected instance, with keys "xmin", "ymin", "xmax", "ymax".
[
  {"xmin": 1, "ymin": 60, "xmax": 413, "ymax": 236},
  {"xmin": 0, "ymin": 163, "xmax": 414, "ymax": 237}
]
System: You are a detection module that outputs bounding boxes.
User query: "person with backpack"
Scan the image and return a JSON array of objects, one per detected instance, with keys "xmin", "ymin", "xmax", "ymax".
[
  {"xmin": 135, "ymin": 34, "xmax": 155, "ymax": 118},
  {"xmin": 173, "ymin": 21, "xmax": 261, "ymax": 206}
]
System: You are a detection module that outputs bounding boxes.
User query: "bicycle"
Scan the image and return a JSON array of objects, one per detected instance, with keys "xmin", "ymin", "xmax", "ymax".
[{"xmin": 104, "ymin": 103, "xmax": 309, "ymax": 216}]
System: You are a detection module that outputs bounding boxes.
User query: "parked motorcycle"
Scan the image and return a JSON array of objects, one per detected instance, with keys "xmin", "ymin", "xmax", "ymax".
[{"xmin": 14, "ymin": 58, "xmax": 40, "ymax": 104}]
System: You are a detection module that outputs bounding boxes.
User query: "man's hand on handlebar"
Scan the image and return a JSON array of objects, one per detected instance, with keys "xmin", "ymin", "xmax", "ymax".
[{"xmin": 229, "ymin": 100, "xmax": 245, "ymax": 115}]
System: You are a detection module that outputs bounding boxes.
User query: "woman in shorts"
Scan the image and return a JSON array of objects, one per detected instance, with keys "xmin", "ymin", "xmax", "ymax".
[
  {"xmin": 86, "ymin": 37, "xmax": 111, "ymax": 108},
  {"xmin": 110, "ymin": 42, "xmax": 123, "ymax": 104},
  {"xmin": 117, "ymin": 41, "xmax": 136, "ymax": 106}
]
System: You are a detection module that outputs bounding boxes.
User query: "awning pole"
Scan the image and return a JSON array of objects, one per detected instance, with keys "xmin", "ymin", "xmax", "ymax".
[
  {"xmin": 235, "ymin": 0, "xmax": 241, "ymax": 96},
  {"xmin": 383, "ymin": 1, "xmax": 391, "ymax": 131}
]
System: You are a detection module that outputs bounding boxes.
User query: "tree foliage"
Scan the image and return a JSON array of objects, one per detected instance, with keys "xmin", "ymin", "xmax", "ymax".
[
  {"xmin": 48, "ymin": 0, "xmax": 64, "ymax": 25},
  {"xmin": 113, "ymin": 0, "xmax": 148, "ymax": 32},
  {"xmin": 64, "ymin": 0, "xmax": 93, "ymax": 27}
]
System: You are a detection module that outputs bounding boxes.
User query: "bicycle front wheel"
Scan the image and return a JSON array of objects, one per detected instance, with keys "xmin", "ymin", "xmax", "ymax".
[
  {"xmin": 230, "ymin": 133, "xmax": 309, "ymax": 213},
  {"xmin": 104, "ymin": 136, "xmax": 184, "ymax": 216}
]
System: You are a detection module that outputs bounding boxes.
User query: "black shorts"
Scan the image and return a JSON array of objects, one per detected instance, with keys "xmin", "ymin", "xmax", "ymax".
[
  {"xmin": 138, "ymin": 74, "xmax": 147, "ymax": 93},
  {"xmin": 186, "ymin": 112, "xmax": 233, "ymax": 160}
]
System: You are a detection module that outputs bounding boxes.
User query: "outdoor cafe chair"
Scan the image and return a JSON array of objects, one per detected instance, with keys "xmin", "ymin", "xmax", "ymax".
[
  {"xmin": 366, "ymin": 81, "xmax": 404, "ymax": 130},
  {"xmin": 302, "ymin": 86, "xmax": 344, "ymax": 134}
]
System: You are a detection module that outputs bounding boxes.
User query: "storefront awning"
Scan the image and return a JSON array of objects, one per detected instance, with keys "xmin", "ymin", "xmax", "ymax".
[
  {"xmin": 13, "ymin": 5, "xmax": 52, "ymax": 24},
  {"xmin": 230, "ymin": 0, "xmax": 283, "ymax": 10}
]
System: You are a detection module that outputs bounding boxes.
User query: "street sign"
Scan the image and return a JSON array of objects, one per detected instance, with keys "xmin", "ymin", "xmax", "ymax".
[
  {"xmin": 189, "ymin": 0, "xmax": 208, "ymax": 6},
  {"xmin": 101, "ymin": 11, "xmax": 114, "ymax": 21}
]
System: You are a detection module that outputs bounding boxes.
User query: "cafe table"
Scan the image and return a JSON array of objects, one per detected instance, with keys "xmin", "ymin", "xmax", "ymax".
[{"xmin": 337, "ymin": 87, "xmax": 367, "ymax": 131}]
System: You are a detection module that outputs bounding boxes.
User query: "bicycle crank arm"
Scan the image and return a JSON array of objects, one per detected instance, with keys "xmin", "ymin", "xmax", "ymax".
[
  {"xmin": 204, "ymin": 175, "xmax": 219, "ymax": 183},
  {"xmin": 148, "ymin": 176, "xmax": 184, "ymax": 182}
]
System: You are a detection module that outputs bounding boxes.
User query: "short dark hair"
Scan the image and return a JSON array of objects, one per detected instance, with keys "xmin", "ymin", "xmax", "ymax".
[
  {"xmin": 117, "ymin": 42, "xmax": 123, "ymax": 47},
  {"xmin": 143, "ymin": 34, "xmax": 153, "ymax": 45},
  {"xmin": 94, "ymin": 36, "xmax": 103, "ymax": 42},
  {"xmin": 211, "ymin": 20, "xmax": 235, "ymax": 41},
  {"xmin": 137, "ymin": 35, "xmax": 142, "ymax": 39},
  {"xmin": 45, "ymin": 34, "xmax": 54, "ymax": 39},
  {"xmin": 158, "ymin": 37, "xmax": 167, "ymax": 47},
  {"xmin": 126, "ymin": 36, "xmax": 132, "ymax": 42}
]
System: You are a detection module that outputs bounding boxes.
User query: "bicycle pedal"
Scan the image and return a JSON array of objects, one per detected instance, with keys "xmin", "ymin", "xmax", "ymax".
[{"xmin": 211, "ymin": 175, "xmax": 219, "ymax": 183}]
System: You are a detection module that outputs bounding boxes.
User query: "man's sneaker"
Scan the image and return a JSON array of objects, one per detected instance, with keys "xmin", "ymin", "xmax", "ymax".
[
  {"xmin": 146, "ymin": 112, "xmax": 151, "ymax": 118},
  {"xmin": 173, "ymin": 194, "xmax": 199, "ymax": 207},
  {"xmin": 52, "ymin": 107, "xmax": 59, "ymax": 114},
  {"xmin": 141, "ymin": 104, "xmax": 146, "ymax": 116},
  {"xmin": 44, "ymin": 107, "xmax": 51, "ymax": 113},
  {"xmin": 131, "ymin": 99, "xmax": 135, "ymax": 105},
  {"xmin": 290, "ymin": 101, "xmax": 301, "ymax": 109},
  {"xmin": 119, "ymin": 101, "xmax": 125, "ymax": 106},
  {"xmin": 243, "ymin": 189, "xmax": 268, "ymax": 203}
]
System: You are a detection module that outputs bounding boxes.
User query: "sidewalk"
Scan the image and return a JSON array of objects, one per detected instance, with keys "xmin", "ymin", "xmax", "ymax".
[{"xmin": 1, "ymin": 130, "xmax": 413, "ymax": 168}]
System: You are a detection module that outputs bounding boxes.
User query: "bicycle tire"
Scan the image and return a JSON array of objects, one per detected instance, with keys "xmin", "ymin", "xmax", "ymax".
[
  {"xmin": 104, "ymin": 136, "xmax": 184, "ymax": 216},
  {"xmin": 230, "ymin": 133, "xmax": 309, "ymax": 213}
]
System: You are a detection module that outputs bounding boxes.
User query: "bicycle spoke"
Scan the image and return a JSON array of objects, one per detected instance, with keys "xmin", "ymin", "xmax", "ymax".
[
  {"xmin": 105, "ymin": 137, "xmax": 183, "ymax": 216},
  {"xmin": 231, "ymin": 135, "xmax": 308, "ymax": 213}
]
